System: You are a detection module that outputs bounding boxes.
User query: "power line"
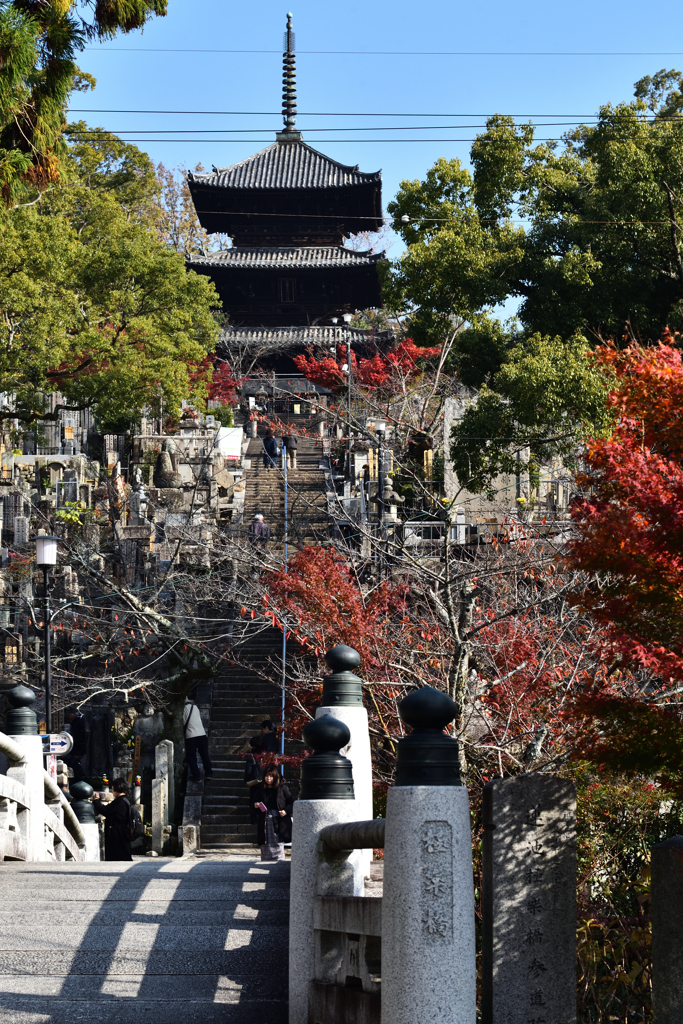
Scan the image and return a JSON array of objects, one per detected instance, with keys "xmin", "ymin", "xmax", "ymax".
[
  {"xmin": 68, "ymin": 109, "xmax": 609, "ymax": 117},
  {"xmin": 84, "ymin": 47, "xmax": 683, "ymax": 56},
  {"xmin": 64, "ymin": 122, "xmax": 617, "ymax": 133},
  {"xmin": 58, "ymin": 137, "xmax": 683, "ymax": 144}
]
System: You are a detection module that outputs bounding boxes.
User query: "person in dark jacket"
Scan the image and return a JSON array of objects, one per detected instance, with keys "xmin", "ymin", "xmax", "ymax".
[
  {"xmin": 252, "ymin": 766, "xmax": 293, "ymax": 861},
  {"xmin": 248, "ymin": 514, "xmax": 270, "ymax": 550},
  {"xmin": 63, "ymin": 705, "xmax": 87, "ymax": 781},
  {"xmin": 281, "ymin": 432, "xmax": 298, "ymax": 471},
  {"xmin": 244, "ymin": 737, "xmax": 263, "ymax": 825},
  {"xmin": 260, "ymin": 720, "xmax": 278, "ymax": 754},
  {"xmin": 93, "ymin": 778, "xmax": 133, "ymax": 861},
  {"xmin": 262, "ymin": 429, "xmax": 279, "ymax": 470}
]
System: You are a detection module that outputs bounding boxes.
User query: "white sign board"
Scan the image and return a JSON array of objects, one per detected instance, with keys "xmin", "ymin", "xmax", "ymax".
[
  {"xmin": 42, "ymin": 732, "xmax": 73, "ymax": 755},
  {"xmin": 215, "ymin": 426, "xmax": 244, "ymax": 461}
]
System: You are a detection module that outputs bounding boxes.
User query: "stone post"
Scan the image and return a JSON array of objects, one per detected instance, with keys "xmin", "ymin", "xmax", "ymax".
[
  {"xmin": 382, "ymin": 687, "xmax": 476, "ymax": 1024},
  {"xmin": 180, "ymin": 824, "xmax": 198, "ymax": 856},
  {"xmin": 289, "ymin": 716, "xmax": 364, "ymax": 1024},
  {"xmin": 155, "ymin": 739, "xmax": 174, "ymax": 822},
  {"xmin": 652, "ymin": 834, "xmax": 683, "ymax": 1024},
  {"xmin": 70, "ymin": 781, "xmax": 100, "ymax": 862},
  {"xmin": 151, "ymin": 776, "xmax": 166, "ymax": 854},
  {"xmin": 315, "ymin": 645, "xmax": 373, "ymax": 874},
  {"xmin": 482, "ymin": 774, "xmax": 577, "ymax": 1024}
]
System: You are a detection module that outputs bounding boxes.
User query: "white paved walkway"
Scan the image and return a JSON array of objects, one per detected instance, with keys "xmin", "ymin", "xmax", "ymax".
[{"xmin": 0, "ymin": 853, "xmax": 289, "ymax": 1023}]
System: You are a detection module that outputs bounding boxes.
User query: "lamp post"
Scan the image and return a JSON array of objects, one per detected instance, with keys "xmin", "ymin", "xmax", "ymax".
[{"xmin": 35, "ymin": 533, "xmax": 59, "ymax": 733}]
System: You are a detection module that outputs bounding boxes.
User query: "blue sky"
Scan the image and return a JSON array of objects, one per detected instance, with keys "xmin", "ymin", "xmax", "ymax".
[{"xmin": 72, "ymin": 0, "xmax": 683, "ymax": 249}]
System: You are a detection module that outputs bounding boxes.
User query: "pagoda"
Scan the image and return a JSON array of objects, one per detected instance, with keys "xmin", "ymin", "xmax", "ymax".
[{"xmin": 186, "ymin": 14, "xmax": 390, "ymax": 367}]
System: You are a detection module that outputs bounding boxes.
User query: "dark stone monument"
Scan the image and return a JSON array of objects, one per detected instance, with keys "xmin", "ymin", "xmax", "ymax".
[
  {"xmin": 83, "ymin": 706, "xmax": 114, "ymax": 780},
  {"xmin": 651, "ymin": 834, "xmax": 683, "ymax": 1024},
  {"xmin": 482, "ymin": 774, "xmax": 577, "ymax": 1024}
]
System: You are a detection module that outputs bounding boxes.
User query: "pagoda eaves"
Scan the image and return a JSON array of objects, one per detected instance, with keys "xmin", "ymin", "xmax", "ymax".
[{"xmin": 188, "ymin": 137, "xmax": 383, "ymax": 245}]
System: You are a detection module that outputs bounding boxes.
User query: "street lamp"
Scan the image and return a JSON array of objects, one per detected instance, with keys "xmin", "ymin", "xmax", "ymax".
[{"xmin": 35, "ymin": 532, "xmax": 59, "ymax": 733}]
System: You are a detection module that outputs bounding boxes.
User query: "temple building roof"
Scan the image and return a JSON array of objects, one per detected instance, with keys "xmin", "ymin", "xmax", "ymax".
[
  {"xmin": 186, "ymin": 246, "xmax": 385, "ymax": 269},
  {"xmin": 188, "ymin": 140, "xmax": 381, "ymax": 192},
  {"xmin": 220, "ymin": 325, "xmax": 395, "ymax": 351}
]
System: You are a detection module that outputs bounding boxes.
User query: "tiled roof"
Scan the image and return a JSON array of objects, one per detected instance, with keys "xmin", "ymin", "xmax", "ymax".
[
  {"xmin": 186, "ymin": 246, "xmax": 384, "ymax": 269},
  {"xmin": 219, "ymin": 325, "xmax": 395, "ymax": 350},
  {"xmin": 188, "ymin": 139, "xmax": 381, "ymax": 190}
]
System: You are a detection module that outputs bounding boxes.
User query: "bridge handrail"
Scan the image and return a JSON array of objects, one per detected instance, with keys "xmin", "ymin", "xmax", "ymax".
[
  {"xmin": 43, "ymin": 771, "xmax": 85, "ymax": 848},
  {"xmin": 318, "ymin": 818, "xmax": 385, "ymax": 853},
  {"xmin": 0, "ymin": 731, "xmax": 26, "ymax": 764}
]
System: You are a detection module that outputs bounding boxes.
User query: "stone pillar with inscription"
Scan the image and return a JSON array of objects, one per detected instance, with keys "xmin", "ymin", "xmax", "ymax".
[
  {"xmin": 382, "ymin": 687, "xmax": 476, "ymax": 1024},
  {"xmin": 651, "ymin": 834, "xmax": 683, "ymax": 1024},
  {"xmin": 482, "ymin": 774, "xmax": 577, "ymax": 1024}
]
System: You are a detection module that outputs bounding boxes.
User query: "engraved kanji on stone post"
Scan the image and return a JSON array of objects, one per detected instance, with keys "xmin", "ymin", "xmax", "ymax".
[{"xmin": 482, "ymin": 774, "xmax": 577, "ymax": 1024}]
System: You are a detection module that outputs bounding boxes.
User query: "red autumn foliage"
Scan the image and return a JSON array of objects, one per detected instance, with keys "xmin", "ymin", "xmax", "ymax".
[
  {"xmin": 266, "ymin": 546, "xmax": 409, "ymax": 678},
  {"xmin": 565, "ymin": 333, "xmax": 683, "ymax": 790},
  {"xmin": 569, "ymin": 334, "xmax": 683, "ymax": 681},
  {"xmin": 189, "ymin": 356, "xmax": 240, "ymax": 405},
  {"xmin": 293, "ymin": 339, "xmax": 441, "ymax": 395}
]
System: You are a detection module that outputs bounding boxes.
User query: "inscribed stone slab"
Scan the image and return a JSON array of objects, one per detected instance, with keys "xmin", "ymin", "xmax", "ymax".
[{"xmin": 482, "ymin": 774, "xmax": 576, "ymax": 1024}]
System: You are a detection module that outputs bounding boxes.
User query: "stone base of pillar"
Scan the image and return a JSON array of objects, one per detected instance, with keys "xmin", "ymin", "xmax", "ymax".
[
  {"xmin": 289, "ymin": 799, "xmax": 365, "ymax": 1024},
  {"xmin": 80, "ymin": 821, "xmax": 100, "ymax": 861}
]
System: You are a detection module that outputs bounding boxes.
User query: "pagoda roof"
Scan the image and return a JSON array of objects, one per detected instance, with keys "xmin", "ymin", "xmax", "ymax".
[
  {"xmin": 188, "ymin": 138, "xmax": 381, "ymax": 191},
  {"xmin": 186, "ymin": 246, "xmax": 385, "ymax": 270}
]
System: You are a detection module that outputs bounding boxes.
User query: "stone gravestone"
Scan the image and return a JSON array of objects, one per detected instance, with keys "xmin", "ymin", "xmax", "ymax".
[
  {"xmin": 13, "ymin": 516, "xmax": 29, "ymax": 546},
  {"xmin": 482, "ymin": 774, "xmax": 576, "ymax": 1024},
  {"xmin": 651, "ymin": 834, "xmax": 683, "ymax": 1024},
  {"xmin": 151, "ymin": 775, "xmax": 166, "ymax": 854},
  {"xmin": 154, "ymin": 740, "xmax": 174, "ymax": 822},
  {"xmin": 83, "ymin": 706, "xmax": 114, "ymax": 781}
]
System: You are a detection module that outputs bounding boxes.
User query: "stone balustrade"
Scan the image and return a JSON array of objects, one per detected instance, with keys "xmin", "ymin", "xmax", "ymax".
[{"xmin": 0, "ymin": 684, "xmax": 87, "ymax": 863}]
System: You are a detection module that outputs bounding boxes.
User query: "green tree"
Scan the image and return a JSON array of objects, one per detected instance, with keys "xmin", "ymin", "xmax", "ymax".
[
  {"xmin": 387, "ymin": 74, "xmax": 683, "ymax": 488},
  {"xmin": 389, "ymin": 80, "xmax": 683, "ymax": 343},
  {"xmin": 0, "ymin": 0, "xmax": 166, "ymax": 202},
  {"xmin": 0, "ymin": 128, "xmax": 220, "ymax": 430}
]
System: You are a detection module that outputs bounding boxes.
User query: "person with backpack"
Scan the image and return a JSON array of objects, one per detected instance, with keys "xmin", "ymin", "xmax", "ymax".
[
  {"xmin": 183, "ymin": 696, "xmax": 213, "ymax": 783},
  {"xmin": 93, "ymin": 778, "xmax": 137, "ymax": 861}
]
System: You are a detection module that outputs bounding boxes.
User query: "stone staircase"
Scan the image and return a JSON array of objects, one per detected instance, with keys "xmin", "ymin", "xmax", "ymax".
[
  {"xmin": 244, "ymin": 434, "xmax": 329, "ymax": 551},
  {"xmin": 199, "ymin": 430, "xmax": 329, "ymax": 850},
  {"xmin": 200, "ymin": 631, "xmax": 284, "ymax": 849}
]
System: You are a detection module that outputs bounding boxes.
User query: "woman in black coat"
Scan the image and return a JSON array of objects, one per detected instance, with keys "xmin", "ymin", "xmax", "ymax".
[
  {"xmin": 252, "ymin": 765, "xmax": 293, "ymax": 861},
  {"xmin": 93, "ymin": 778, "xmax": 133, "ymax": 862}
]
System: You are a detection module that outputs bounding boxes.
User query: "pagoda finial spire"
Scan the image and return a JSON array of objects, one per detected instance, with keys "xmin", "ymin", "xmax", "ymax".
[{"xmin": 281, "ymin": 12, "xmax": 297, "ymax": 133}]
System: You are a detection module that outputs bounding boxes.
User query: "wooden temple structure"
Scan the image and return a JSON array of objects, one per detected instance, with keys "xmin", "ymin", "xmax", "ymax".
[{"xmin": 186, "ymin": 14, "xmax": 392, "ymax": 372}]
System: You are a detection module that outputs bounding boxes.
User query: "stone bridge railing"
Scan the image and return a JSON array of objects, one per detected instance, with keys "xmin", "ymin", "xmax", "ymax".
[
  {"xmin": 0, "ymin": 729, "xmax": 88, "ymax": 862},
  {"xmin": 291, "ymin": 644, "xmax": 683, "ymax": 1024},
  {"xmin": 0, "ymin": 685, "xmax": 99, "ymax": 864}
]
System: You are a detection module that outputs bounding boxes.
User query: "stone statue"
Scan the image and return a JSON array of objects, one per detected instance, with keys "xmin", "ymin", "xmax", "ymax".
[{"xmin": 153, "ymin": 450, "xmax": 182, "ymax": 489}]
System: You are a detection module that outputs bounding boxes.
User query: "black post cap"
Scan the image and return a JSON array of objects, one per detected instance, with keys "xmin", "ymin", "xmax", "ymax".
[
  {"xmin": 321, "ymin": 644, "xmax": 364, "ymax": 707},
  {"xmin": 70, "ymin": 780, "xmax": 97, "ymax": 824},
  {"xmin": 299, "ymin": 714, "xmax": 355, "ymax": 800},
  {"xmin": 393, "ymin": 686, "xmax": 462, "ymax": 787},
  {"xmin": 5, "ymin": 684, "xmax": 38, "ymax": 736}
]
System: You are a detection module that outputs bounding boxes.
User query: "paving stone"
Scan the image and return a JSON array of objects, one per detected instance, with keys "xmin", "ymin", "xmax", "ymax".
[{"xmin": 0, "ymin": 856, "xmax": 290, "ymax": 1023}]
